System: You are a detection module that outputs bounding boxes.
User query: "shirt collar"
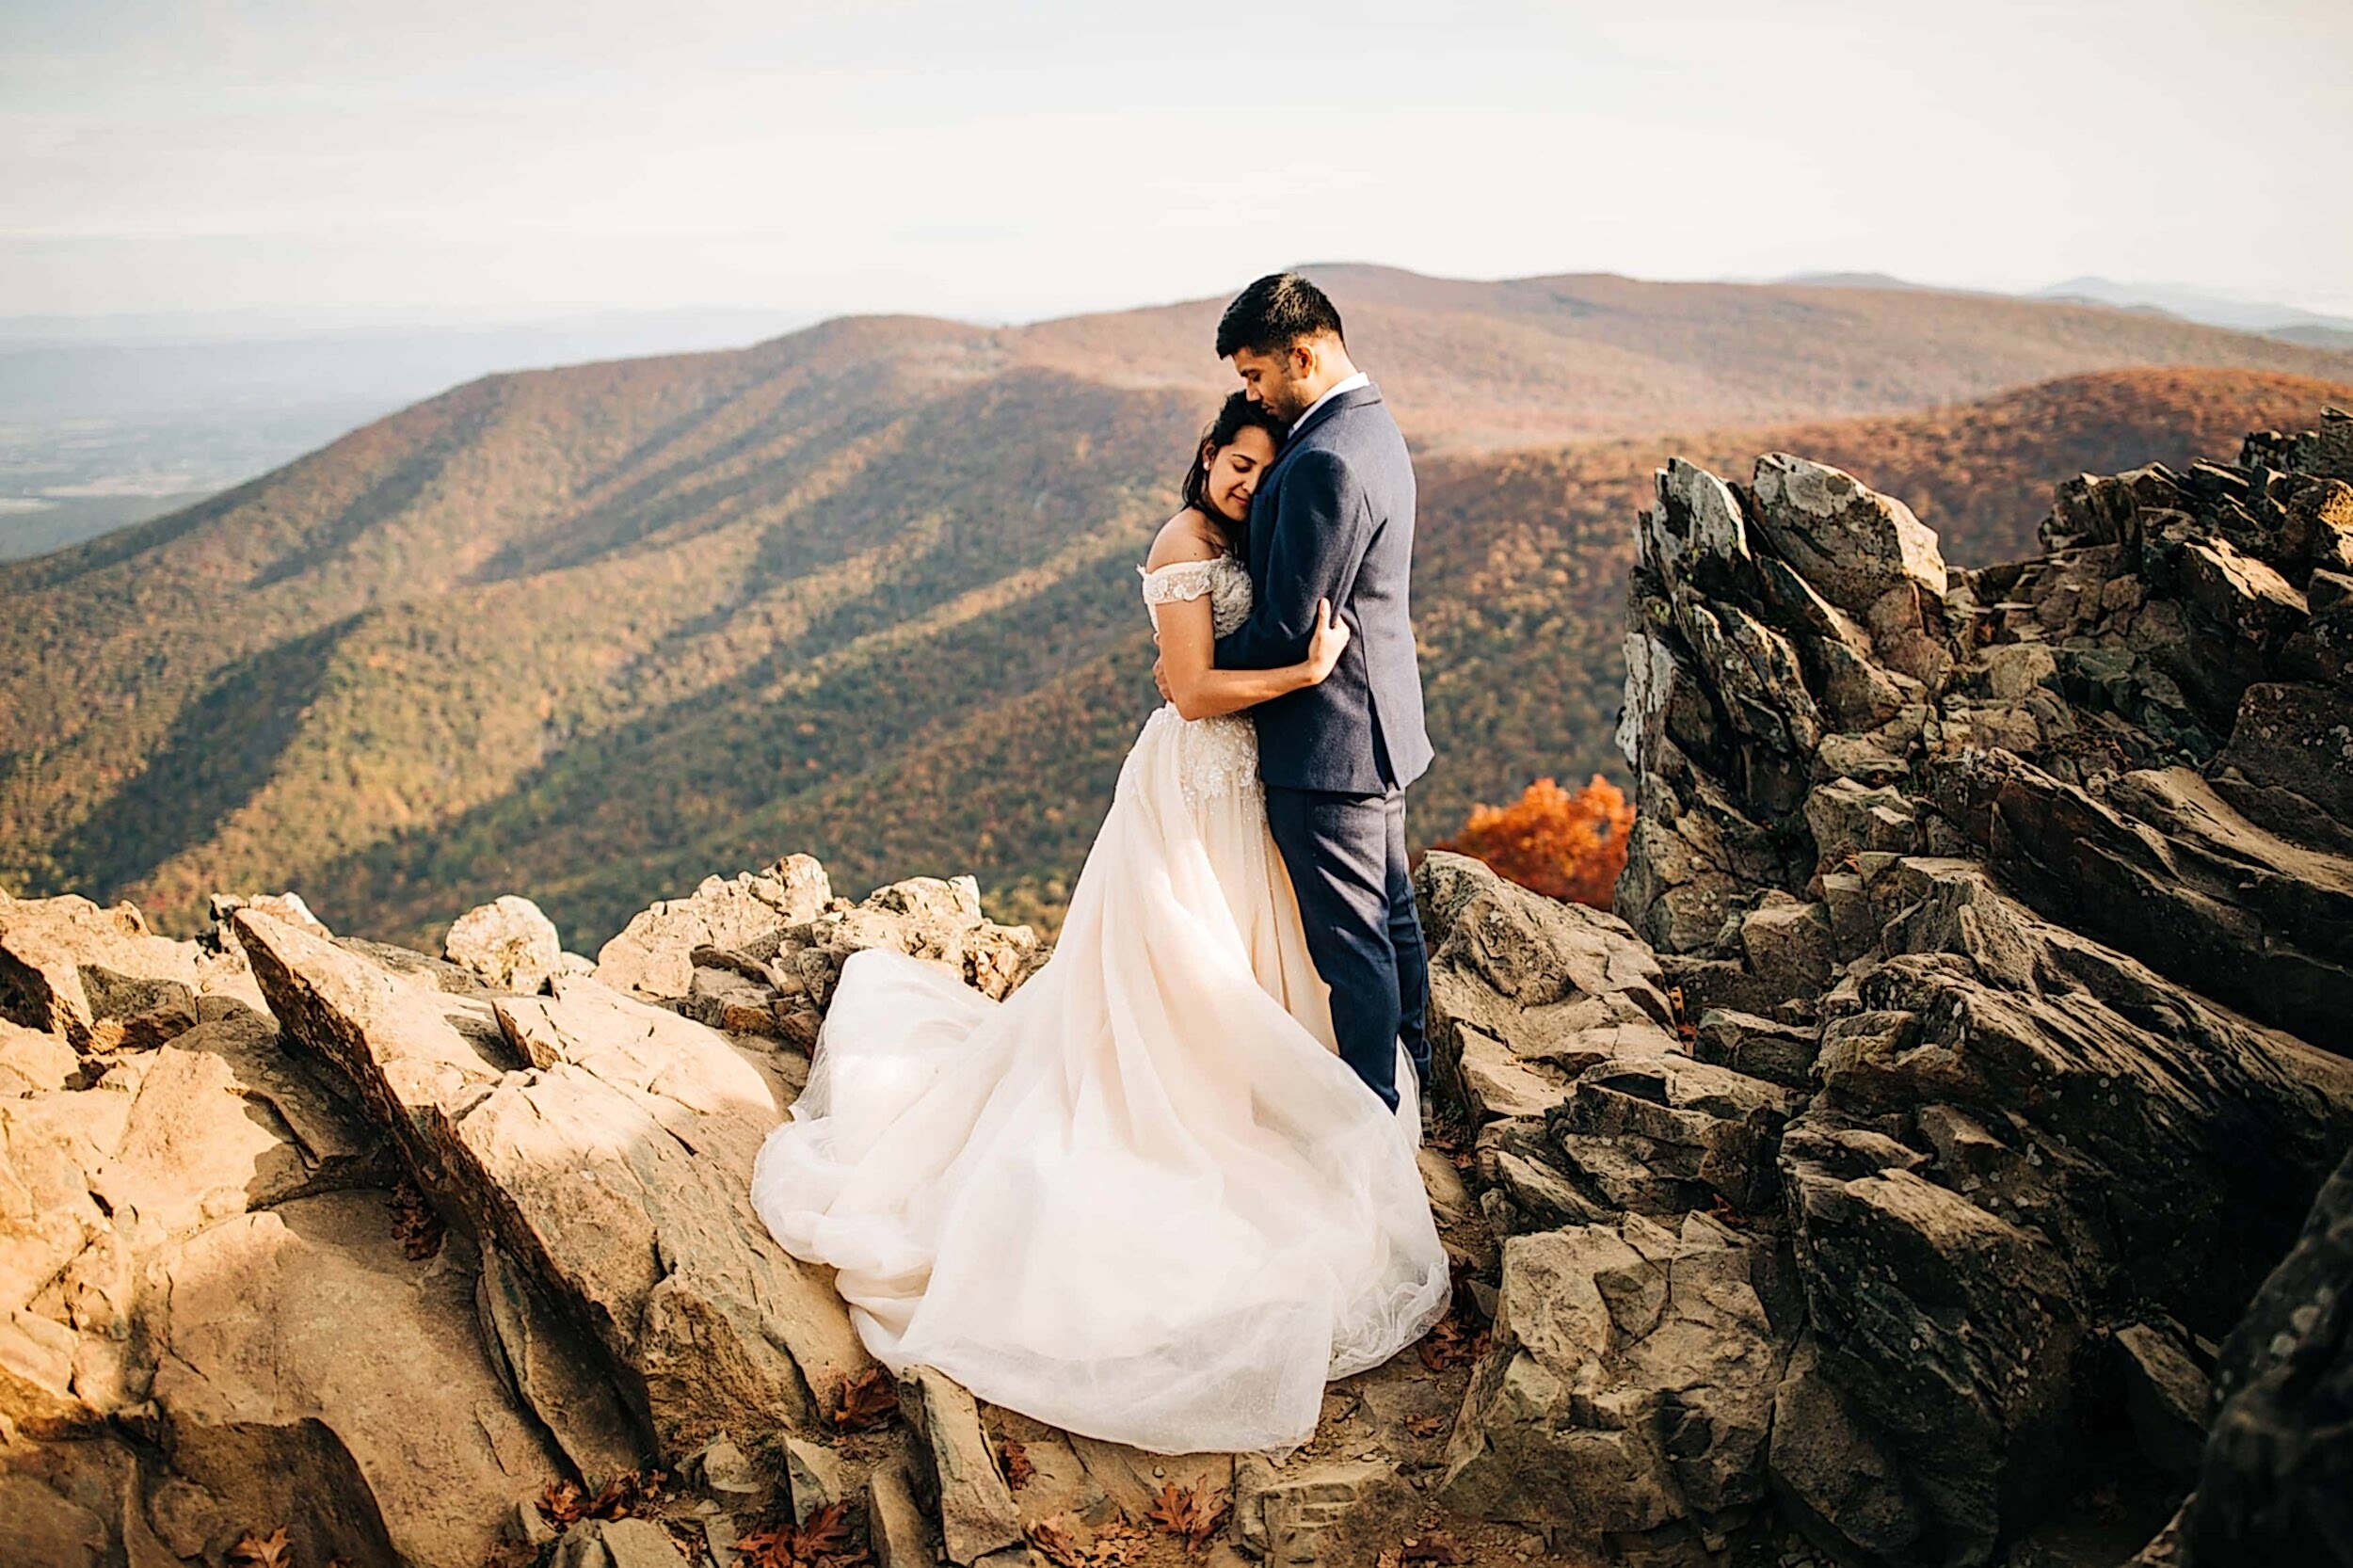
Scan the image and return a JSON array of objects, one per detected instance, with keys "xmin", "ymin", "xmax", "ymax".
[{"xmin": 1291, "ymin": 371, "xmax": 1370, "ymax": 433}]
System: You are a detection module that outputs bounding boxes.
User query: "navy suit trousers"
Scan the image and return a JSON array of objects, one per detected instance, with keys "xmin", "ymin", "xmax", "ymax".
[{"xmin": 1263, "ymin": 782, "xmax": 1432, "ymax": 1112}]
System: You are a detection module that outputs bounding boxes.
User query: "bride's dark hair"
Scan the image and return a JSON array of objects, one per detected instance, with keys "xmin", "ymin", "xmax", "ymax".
[{"xmin": 1180, "ymin": 392, "xmax": 1286, "ymax": 549}]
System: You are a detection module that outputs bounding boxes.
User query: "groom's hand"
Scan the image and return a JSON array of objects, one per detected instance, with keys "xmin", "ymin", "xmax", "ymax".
[{"xmin": 1152, "ymin": 655, "xmax": 1173, "ymax": 702}]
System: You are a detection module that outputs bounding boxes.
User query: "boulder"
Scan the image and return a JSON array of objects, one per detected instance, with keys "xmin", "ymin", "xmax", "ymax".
[
  {"xmin": 1233, "ymin": 1454, "xmax": 1407, "ymax": 1568},
  {"xmin": 1928, "ymin": 754, "xmax": 2353, "ymax": 1049},
  {"xmin": 866, "ymin": 1462, "xmax": 936, "ymax": 1568},
  {"xmin": 1736, "ymin": 899, "xmax": 1833, "ymax": 994},
  {"xmin": 1413, "ymin": 851, "xmax": 1677, "ymax": 1130},
  {"xmin": 1750, "ymin": 452, "xmax": 1947, "ymax": 617},
  {"xmin": 552, "ymin": 1517, "xmax": 693, "ymax": 1568},
  {"xmin": 2212, "ymin": 680, "xmax": 2353, "ymax": 825},
  {"xmin": 0, "ymin": 968, "xmax": 555, "ymax": 1568},
  {"xmin": 1689, "ymin": 1009, "xmax": 1817, "ymax": 1091},
  {"xmin": 443, "ymin": 894, "xmax": 563, "ymax": 994},
  {"xmin": 1439, "ymin": 1211, "xmax": 1795, "ymax": 1563},
  {"xmin": 1550, "ymin": 1055, "xmax": 1802, "ymax": 1218},
  {"xmin": 782, "ymin": 1433, "xmax": 848, "ymax": 1523},
  {"xmin": 595, "ymin": 855, "xmax": 835, "ymax": 1000},
  {"xmin": 0, "ymin": 890, "xmax": 264, "ymax": 1049},
  {"xmin": 1780, "ymin": 1134, "xmax": 2087, "ymax": 1565},
  {"xmin": 2114, "ymin": 1321, "xmax": 2212, "ymax": 1484},
  {"xmin": 151, "ymin": 1192, "xmax": 568, "ymax": 1567},
  {"xmin": 902, "ymin": 1365, "xmax": 1023, "ymax": 1565}
]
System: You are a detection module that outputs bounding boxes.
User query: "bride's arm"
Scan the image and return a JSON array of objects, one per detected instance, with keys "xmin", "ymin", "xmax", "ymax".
[{"xmin": 1153, "ymin": 589, "xmax": 1345, "ymax": 721}]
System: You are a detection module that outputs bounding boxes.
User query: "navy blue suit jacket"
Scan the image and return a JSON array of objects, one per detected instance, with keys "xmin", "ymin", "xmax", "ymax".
[{"xmin": 1215, "ymin": 382, "xmax": 1433, "ymax": 794}]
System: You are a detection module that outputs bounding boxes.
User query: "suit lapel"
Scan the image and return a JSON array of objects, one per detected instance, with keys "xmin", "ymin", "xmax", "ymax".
[
  {"xmin": 1249, "ymin": 382, "xmax": 1382, "ymax": 583},
  {"xmin": 1247, "ymin": 440, "xmax": 1305, "ymax": 584},
  {"xmin": 1284, "ymin": 381, "xmax": 1381, "ymax": 448}
]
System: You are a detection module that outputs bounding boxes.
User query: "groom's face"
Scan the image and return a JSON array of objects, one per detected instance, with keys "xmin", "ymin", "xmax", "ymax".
[{"xmin": 1229, "ymin": 344, "xmax": 1313, "ymax": 424}]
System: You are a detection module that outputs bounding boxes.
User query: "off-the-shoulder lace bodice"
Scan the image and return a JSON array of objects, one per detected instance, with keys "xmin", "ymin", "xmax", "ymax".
[
  {"xmin": 1134, "ymin": 552, "xmax": 1259, "ymax": 808},
  {"xmin": 1139, "ymin": 552, "xmax": 1254, "ymax": 638}
]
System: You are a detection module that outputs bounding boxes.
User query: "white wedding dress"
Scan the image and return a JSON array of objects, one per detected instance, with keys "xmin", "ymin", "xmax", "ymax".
[{"xmin": 749, "ymin": 552, "xmax": 1450, "ymax": 1455}]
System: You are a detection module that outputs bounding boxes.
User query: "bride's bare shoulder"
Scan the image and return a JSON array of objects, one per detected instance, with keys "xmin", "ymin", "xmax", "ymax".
[{"xmin": 1145, "ymin": 509, "xmax": 1228, "ymax": 571}]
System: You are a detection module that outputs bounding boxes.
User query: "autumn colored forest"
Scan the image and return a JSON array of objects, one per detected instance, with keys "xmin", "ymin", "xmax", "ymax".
[{"xmin": 5, "ymin": 263, "xmax": 2350, "ymax": 949}]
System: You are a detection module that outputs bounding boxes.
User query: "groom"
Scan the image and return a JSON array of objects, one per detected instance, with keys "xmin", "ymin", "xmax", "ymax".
[{"xmin": 1170, "ymin": 272, "xmax": 1434, "ymax": 1114}]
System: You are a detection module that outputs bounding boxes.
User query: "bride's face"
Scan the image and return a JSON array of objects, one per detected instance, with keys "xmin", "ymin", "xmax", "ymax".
[{"xmin": 1203, "ymin": 425, "xmax": 1278, "ymax": 524}]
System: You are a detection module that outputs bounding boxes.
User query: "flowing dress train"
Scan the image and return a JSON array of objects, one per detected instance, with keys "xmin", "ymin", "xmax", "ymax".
[{"xmin": 749, "ymin": 552, "xmax": 1449, "ymax": 1455}]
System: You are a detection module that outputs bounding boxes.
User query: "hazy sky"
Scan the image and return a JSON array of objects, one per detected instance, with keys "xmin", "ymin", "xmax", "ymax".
[{"xmin": 6, "ymin": 0, "xmax": 2349, "ymax": 326}]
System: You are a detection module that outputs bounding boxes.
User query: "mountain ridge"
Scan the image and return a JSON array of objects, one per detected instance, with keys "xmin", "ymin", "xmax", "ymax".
[{"xmin": 7, "ymin": 264, "xmax": 2352, "ymax": 947}]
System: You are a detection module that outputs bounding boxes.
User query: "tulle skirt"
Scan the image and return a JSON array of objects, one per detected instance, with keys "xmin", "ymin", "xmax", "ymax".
[{"xmin": 749, "ymin": 706, "xmax": 1450, "ymax": 1454}]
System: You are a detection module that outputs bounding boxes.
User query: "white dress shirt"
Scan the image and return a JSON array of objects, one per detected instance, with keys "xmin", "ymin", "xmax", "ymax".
[{"xmin": 1291, "ymin": 370, "xmax": 1369, "ymax": 432}]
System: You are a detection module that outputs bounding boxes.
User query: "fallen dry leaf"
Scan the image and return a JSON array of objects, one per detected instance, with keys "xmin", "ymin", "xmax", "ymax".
[
  {"xmin": 794, "ymin": 1502, "xmax": 855, "ymax": 1559},
  {"xmin": 1000, "ymin": 1438, "xmax": 1035, "ymax": 1490},
  {"xmin": 1144, "ymin": 1480, "xmax": 1227, "ymax": 1551},
  {"xmin": 388, "ymin": 1177, "xmax": 443, "ymax": 1261},
  {"xmin": 738, "ymin": 1500, "xmax": 865, "ymax": 1568},
  {"xmin": 736, "ymin": 1528, "xmax": 790, "ymax": 1567},
  {"xmin": 1417, "ymin": 1313, "xmax": 1467, "ymax": 1373},
  {"xmin": 1026, "ymin": 1516, "xmax": 1088, "ymax": 1568},
  {"xmin": 1405, "ymin": 1415, "xmax": 1448, "ymax": 1439},
  {"xmin": 229, "ymin": 1528, "xmax": 292, "ymax": 1568},
  {"xmin": 829, "ymin": 1368, "xmax": 900, "ymax": 1432},
  {"xmin": 585, "ymin": 1473, "xmax": 635, "ymax": 1520},
  {"xmin": 539, "ymin": 1479, "xmax": 585, "ymax": 1525},
  {"xmin": 1084, "ymin": 1521, "xmax": 1149, "ymax": 1567}
]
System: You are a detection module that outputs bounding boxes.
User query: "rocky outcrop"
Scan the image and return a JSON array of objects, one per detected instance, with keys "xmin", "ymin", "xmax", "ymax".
[
  {"xmin": 0, "ymin": 889, "xmax": 266, "ymax": 1050},
  {"xmin": 230, "ymin": 902, "xmax": 872, "ymax": 1462},
  {"xmin": 0, "ymin": 913, "xmax": 551, "ymax": 1568},
  {"xmin": 0, "ymin": 863, "xmax": 1083, "ymax": 1568},
  {"xmin": 1429, "ymin": 412, "xmax": 2353, "ymax": 1567},
  {"xmin": 595, "ymin": 856, "xmax": 1043, "ymax": 1049},
  {"xmin": 12, "ymin": 409, "xmax": 2353, "ymax": 1567}
]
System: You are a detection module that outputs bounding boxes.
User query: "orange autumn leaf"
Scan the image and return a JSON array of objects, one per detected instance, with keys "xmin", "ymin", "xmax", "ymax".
[
  {"xmin": 229, "ymin": 1528, "xmax": 292, "ymax": 1568},
  {"xmin": 1026, "ymin": 1517, "xmax": 1089, "ymax": 1568},
  {"xmin": 737, "ymin": 1500, "xmax": 862, "ymax": 1568},
  {"xmin": 1000, "ymin": 1438, "xmax": 1035, "ymax": 1490},
  {"xmin": 1144, "ymin": 1480, "xmax": 1226, "ymax": 1551},
  {"xmin": 829, "ymin": 1368, "xmax": 899, "ymax": 1432}
]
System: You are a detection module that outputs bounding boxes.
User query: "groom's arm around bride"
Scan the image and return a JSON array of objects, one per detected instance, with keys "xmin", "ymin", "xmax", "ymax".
[{"xmin": 1208, "ymin": 273, "xmax": 1435, "ymax": 1114}]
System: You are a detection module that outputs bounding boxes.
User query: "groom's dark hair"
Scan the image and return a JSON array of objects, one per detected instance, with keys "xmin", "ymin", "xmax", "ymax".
[{"xmin": 1216, "ymin": 273, "xmax": 1345, "ymax": 360}]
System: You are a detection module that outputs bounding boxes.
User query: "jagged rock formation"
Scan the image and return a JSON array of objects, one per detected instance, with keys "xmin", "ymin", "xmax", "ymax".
[
  {"xmin": 0, "ymin": 888, "xmax": 551, "ymax": 1568},
  {"xmin": 3, "ymin": 863, "xmax": 1452, "ymax": 1568},
  {"xmin": 0, "ymin": 870, "xmax": 1137, "ymax": 1568},
  {"xmin": 1426, "ymin": 410, "xmax": 2353, "ymax": 1566},
  {"xmin": 592, "ymin": 856, "xmax": 1044, "ymax": 1048}
]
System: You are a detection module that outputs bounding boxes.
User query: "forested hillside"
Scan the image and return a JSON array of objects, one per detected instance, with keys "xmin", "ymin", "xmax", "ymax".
[{"xmin": 6, "ymin": 262, "xmax": 2349, "ymax": 946}]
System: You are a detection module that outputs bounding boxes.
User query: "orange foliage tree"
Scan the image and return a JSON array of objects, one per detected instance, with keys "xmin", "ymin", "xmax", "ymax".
[{"xmin": 1434, "ymin": 775, "xmax": 1633, "ymax": 909}]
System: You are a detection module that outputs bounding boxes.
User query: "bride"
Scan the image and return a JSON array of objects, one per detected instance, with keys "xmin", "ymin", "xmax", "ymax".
[{"xmin": 749, "ymin": 392, "xmax": 1451, "ymax": 1456}]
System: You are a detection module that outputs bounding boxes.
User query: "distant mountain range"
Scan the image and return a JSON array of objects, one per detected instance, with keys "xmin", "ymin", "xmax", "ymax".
[
  {"xmin": 2031, "ymin": 276, "xmax": 2353, "ymax": 339},
  {"xmin": 5, "ymin": 265, "xmax": 2350, "ymax": 949},
  {"xmin": 1783, "ymin": 270, "xmax": 2353, "ymax": 349},
  {"xmin": 0, "ymin": 309, "xmax": 813, "ymax": 561}
]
